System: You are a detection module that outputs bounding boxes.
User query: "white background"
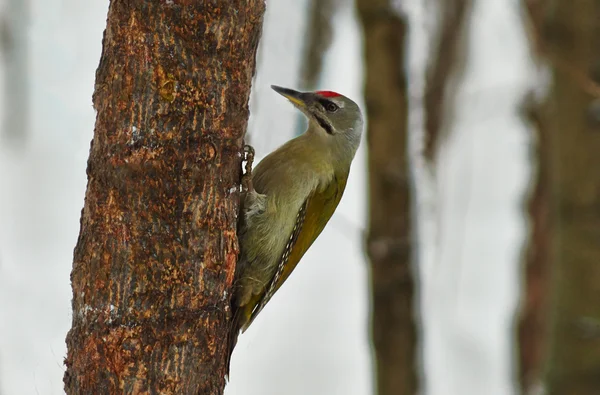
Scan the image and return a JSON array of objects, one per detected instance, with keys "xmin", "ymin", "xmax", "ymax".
[{"xmin": 0, "ymin": 0, "xmax": 533, "ymax": 394}]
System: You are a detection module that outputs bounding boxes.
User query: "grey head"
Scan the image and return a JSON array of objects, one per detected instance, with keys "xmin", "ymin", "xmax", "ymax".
[{"xmin": 271, "ymin": 85, "xmax": 363, "ymax": 146}]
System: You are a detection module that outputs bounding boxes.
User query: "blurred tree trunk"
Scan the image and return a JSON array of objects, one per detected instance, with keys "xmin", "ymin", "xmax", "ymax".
[
  {"xmin": 299, "ymin": 0, "xmax": 338, "ymax": 91},
  {"xmin": 1, "ymin": 0, "xmax": 29, "ymax": 148},
  {"xmin": 357, "ymin": 2, "xmax": 417, "ymax": 395},
  {"xmin": 423, "ymin": 0, "xmax": 472, "ymax": 161},
  {"xmin": 520, "ymin": 0, "xmax": 600, "ymax": 394},
  {"xmin": 294, "ymin": 0, "xmax": 338, "ymax": 136},
  {"xmin": 63, "ymin": 1, "xmax": 265, "ymax": 394},
  {"xmin": 518, "ymin": 91, "xmax": 551, "ymax": 393},
  {"xmin": 518, "ymin": 1, "xmax": 552, "ymax": 389}
]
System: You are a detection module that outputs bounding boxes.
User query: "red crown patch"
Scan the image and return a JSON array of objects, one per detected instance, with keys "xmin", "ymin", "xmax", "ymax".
[{"xmin": 316, "ymin": 90, "xmax": 342, "ymax": 98}]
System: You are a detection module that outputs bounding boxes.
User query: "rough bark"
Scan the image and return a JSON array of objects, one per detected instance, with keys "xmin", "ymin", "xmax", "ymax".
[
  {"xmin": 63, "ymin": 1, "xmax": 265, "ymax": 394},
  {"xmin": 357, "ymin": 2, "xmax": 417, "ymax": 395},
  {"xmin": 423, "ymin": 0, "xmax": 472, "ymax": 161},
  {"xmin": 520, "ymin": 0, "xmax": 600, "ymax": 394}
]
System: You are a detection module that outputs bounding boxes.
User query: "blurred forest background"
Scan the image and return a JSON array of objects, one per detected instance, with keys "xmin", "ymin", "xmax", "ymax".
[{"xmin": 0, "ymin": 0, "xmax": 599, "ymax": 394}]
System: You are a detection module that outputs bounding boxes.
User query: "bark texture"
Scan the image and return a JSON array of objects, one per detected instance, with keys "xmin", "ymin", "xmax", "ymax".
[
  {"xmin": 63, "ymin": 1, "xmax": 265, "ymax": 394},
  {"xmin": 520, "ymin": 0, "xmax": 600, "ymax": 394},
  {"xmin": 357, "ymin": 3, "xmax": 417, "ymax": 395},
  {"xmin": 423, "ymin": 0, "xmax": 472, "ymax": 161}
]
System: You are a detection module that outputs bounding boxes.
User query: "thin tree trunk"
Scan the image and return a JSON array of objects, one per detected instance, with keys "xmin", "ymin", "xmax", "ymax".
[
  {"xmin": 293, "ymin": 0, "xmax": 338, "ymax": 136},
  {"xmin": 423, "ymin": 0, "xmax": 472, "ymax": 162},
  {"xmin": 1, "ymin": 0, "xmax": 29, "ymax": 147},
  {"xmin": 520, "ymin": 0, "xmax": 600, "ymax": 394},
  {"xmin": 518, "ymin": 91, "xmax": 551, "ymax": 394},
  {"xmin": 357, "ymin": 2, "xmax": 417, "ymax": 395},
  {"xmin": 63, "ymin": 1, "xmax": 265, "ymax": 394},
  {"xmin": 518, "ymin": 2, "xmax": 552, "ymax": 392},
  {"xmin": 298, "ymin": 0, "xmax": 338, "ymax": 91}
]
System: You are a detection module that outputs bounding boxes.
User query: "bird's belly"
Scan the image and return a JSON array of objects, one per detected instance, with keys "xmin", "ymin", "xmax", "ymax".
[{"xmin": 237, "ymin": 195, "xmax": 300, "ymax": 300}]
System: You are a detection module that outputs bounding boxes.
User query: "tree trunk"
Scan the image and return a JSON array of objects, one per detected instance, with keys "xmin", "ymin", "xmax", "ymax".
[
  {"xmin": 517, "ymin": 91, "xmax": 552, "ymax": 394},
  {"xmin": 293, "ymin": 0, "xmax": 338, "ymax": 136},
  {"xmin": 1, "ymin": 0, "xmax": 29, "ymax": 148},
  {"xmin": 518, "ymin": 3, "xmax": 552, "ymax": 390},
  {"xmin": 63, "ymin": 1, "xmax": 265, "ymax": 394},
  {"xmin": 298, "ymin": 0, "xmax": 338, "ymax": 91},
  {"xmin": 521, "ymin": 0, "xmax": 600, "ymax": 394},
  {"xmin": 357, "ymin": 2, "xmax": 417, "ymax": 395},
  {"xmin": 423, "ymin": 0, "xmax": 472, "ymax": 162}
]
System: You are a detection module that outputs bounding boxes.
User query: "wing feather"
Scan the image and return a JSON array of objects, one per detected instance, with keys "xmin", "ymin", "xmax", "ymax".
[{"xmin": 242, "ymin": 172, "xmax": 348, "ymax": 330}]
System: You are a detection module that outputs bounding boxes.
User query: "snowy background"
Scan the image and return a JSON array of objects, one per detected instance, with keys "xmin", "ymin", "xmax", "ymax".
[{"xmin": 0, "ymin": 0, "xmax": 533, "ymax": 394}]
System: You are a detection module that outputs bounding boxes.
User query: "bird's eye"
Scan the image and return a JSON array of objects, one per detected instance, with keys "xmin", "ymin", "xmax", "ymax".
[{"xmin": 325, "ymin": 102, "xmax": 339, "ymax": 113}]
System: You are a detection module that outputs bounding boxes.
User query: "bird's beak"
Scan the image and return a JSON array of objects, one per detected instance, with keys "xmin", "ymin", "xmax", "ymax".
[{"xmin": 271, "ymin": 85, "xmax": 307, "ymax": 108}]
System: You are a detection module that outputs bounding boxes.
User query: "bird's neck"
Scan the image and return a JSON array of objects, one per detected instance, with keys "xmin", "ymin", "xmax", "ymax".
[{"xmin": 304, "ymin": 121, "xmax": 360, "ymax": 172}]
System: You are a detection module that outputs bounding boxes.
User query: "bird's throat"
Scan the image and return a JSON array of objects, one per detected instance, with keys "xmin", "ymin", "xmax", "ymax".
[{"xmin": 312, "ymin": 113, "xmax": 333, "ymax": 135}]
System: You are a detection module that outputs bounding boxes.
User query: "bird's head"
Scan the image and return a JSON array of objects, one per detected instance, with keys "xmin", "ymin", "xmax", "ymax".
[{"xmin": 271, "ymin": 85, "xmax": 363, "ymax": 145}]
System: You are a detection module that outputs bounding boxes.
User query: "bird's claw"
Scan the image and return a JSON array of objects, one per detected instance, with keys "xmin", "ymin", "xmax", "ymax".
[
  {"xmin": 241, "ymin": 144, "xmax": 255, "ymax": 193},
  {"xmin": 243, "ymin": 145, "xmax": 255, "ymax": 161}
]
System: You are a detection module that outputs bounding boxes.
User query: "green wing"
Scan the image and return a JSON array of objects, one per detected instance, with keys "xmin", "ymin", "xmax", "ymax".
[{"xmin": 242, "ymin": 172, "xmax": 348, "ymax": 330}]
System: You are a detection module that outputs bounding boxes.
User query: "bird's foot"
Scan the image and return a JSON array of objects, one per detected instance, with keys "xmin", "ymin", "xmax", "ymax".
[{"xmin": 241, "ymin": 144, "xmax": 255, "ymax": 193}]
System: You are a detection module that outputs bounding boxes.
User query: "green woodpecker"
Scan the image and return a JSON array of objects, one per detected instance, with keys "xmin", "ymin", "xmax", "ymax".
[{"xmin": 229, "ymin": 85, "xmax": 363, "ymax": 364}]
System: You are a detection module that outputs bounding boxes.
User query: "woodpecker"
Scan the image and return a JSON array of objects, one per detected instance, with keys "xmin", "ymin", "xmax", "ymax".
[{"xmin": 228, "ymin": 85, "xmax": 363, "ymax": 369}]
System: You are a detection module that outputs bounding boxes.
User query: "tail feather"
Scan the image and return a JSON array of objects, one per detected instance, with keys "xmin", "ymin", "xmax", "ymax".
[{"xmin": 226, "ymin": 303, "xmax": 243, "ymax": 379}]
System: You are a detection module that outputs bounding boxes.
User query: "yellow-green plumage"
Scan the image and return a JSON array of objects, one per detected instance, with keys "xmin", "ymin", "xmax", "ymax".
[
  {"xmin": 238, "ymin": 168, "xmax": 348, "ymax": 331},
  {"xmin": 228, "ymin": 86, "xmax": 362, "ymax": 372},
  {"xmin": 233, "ymin": 130, "xmax": 351, "ymax": 332}
]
